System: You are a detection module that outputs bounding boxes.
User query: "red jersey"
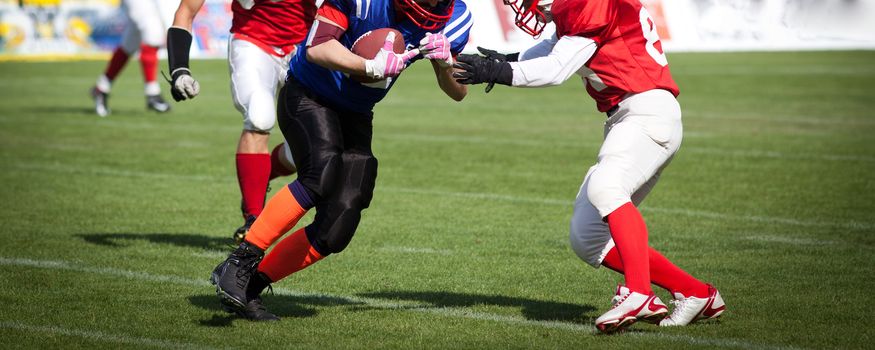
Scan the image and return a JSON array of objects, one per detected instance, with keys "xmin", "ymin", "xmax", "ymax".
[
  {"xmin": 551, "ymin": 0, "xmax": 679, "ymax": 112},
  {"xmin": 231, "ymin": 0, "xmax": 317, "ymax": 56}
]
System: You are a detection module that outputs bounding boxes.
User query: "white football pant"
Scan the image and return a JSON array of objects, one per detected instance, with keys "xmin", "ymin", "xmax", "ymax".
[
  {"xmin": 120, "ymin": 0, "xmax": 165, "ymax": 53},
  {"xmin": 228, "ymin": 36, "xmax": 292, "ymax": 133},
  {"xmin": 569, "ymin": 89, "xmax": 683, "ymax": 267}
]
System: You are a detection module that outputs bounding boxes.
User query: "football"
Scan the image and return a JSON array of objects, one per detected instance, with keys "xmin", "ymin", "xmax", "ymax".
[{"xmin": 350, "ymin": 28, "xmax": 406, "ymax": 83}]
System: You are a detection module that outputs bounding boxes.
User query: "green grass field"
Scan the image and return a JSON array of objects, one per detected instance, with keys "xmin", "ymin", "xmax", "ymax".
[{"xmin": 1, "ymin": 50, "xmax": 873, "ymax": 349}]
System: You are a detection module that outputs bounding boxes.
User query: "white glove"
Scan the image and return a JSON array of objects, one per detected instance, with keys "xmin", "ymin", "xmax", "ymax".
[
  {"xmin": 419, "ymin": 32, "xmax": 453, "ymax": 68},
  {"xmin": 170, "ymin": 71, "xmax": 200, "ymax": 101},
  {"xmin": 364, "ymin": 31, "xmax": 420, "ymax": 80}
]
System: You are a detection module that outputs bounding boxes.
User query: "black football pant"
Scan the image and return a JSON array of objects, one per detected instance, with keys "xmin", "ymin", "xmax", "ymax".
[{"xmin": 276, "ymin": 77, "xmax": 378, "ymax": 257}]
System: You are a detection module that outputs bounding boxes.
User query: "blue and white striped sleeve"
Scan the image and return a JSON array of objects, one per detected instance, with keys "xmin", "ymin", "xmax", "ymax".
[{"xmin": 441, "ymin": 0, "xmax": 472, "ymax": 55}]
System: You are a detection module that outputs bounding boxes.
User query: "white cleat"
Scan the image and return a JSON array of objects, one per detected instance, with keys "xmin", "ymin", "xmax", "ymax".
[
  {"xmin": 660, "ymin": 284, "xmax": 725, "ymax": 327},
  {"xmin": 595, "ymin": 285, "xmax": 668, "ymax": 334},
  {"xmin": 91, "ymin": 87, "xmax": 110, "ymax": 117}
]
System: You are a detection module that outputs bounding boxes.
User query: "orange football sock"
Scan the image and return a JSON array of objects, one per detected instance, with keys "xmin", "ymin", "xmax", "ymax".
[
  {"xmin": 244, "ymin": 185, "xmax": 308, "ymax": 250},
  {"xmin": 258, "ymin": 228, "xmax": 324, "ymax": 282}
]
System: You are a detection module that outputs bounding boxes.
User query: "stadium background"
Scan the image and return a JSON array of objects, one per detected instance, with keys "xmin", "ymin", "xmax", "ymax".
[{"xmin": 1, "ymin": 0, "xmax": 874, "ymax": 61}]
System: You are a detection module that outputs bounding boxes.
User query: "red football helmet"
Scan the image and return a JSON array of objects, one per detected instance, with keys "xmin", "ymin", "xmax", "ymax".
[
  {"xmin": 504, "ymin": 0, "xmax": 552, "ymax": 37},
  {"xmin": 395, "ymin": 0, "xmax": 455, "ymax": 31}
]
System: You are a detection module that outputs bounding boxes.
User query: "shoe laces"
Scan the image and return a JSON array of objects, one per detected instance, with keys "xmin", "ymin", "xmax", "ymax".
[
  {"xmin": 666, "ymin": 297, "xmax": 694, "ymax": 320},
  {"xmin": 610, "ymin": 293, "xmax": 629, "ymax": 309}
]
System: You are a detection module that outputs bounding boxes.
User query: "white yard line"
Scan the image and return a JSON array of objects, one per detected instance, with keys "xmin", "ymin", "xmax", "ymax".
[
  {"xmin": 0, "ymin": 321, "xmax": 219, "ymax": 350},
  {"xmin": 1, "ymin": 257, "xmax": 803, "ymax": 350},
  {"xmin": 8, "ymin": 161, "xmax": 872, "ymax": 231}
]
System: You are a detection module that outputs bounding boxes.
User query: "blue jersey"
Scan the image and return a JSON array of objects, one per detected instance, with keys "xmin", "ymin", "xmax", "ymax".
[{"xmin": 289, "ymin": 0, "xmax": 472, "ymax": 114}]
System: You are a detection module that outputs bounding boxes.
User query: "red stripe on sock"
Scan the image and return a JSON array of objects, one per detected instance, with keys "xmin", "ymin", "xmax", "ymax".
[
  {"xmin": 236, "ymin": 153, "xmax": 272, "ymax": 217},
  {"xmin": 104, "ymin": 47, "xmax": 130, "ymax": 81}
]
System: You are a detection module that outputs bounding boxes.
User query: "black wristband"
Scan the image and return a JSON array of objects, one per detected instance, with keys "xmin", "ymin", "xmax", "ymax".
[
  {"xmin": 506, "ymin": 52, "xmax": 519, "ymax": 62},
  {"xmin": 495, "ymin": 62, "xmax": 513, "ymax": 86},
  {"xmin": 167, "ymin": 27, "xmax": 192, "ymax": 76}
]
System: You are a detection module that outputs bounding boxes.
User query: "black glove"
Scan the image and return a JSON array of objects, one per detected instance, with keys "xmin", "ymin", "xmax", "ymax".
[
  {"xmin": 477, "ymin": 46, "xmax": 519, "ymax": 63},
  {"xmin": 475, "ymin": 47, "xmax": 518, "ymax": 93},
  {"xmin": 453, "ymin": 54, "xmax": 513, "ymax": 92}
]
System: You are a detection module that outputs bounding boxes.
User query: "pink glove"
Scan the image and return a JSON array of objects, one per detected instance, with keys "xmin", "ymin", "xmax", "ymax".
[
  {"xmin": 364, "ymin": 32, "xmax": 420, "ymax": 80},
  {"xmin": 419, "ymin": 32, "xmax": 453, "ymax": 67}
]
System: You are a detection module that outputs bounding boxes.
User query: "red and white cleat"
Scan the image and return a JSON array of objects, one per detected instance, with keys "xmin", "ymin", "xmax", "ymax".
[
  {"xmin": 595, "ymin": 285, "xmax": 668, "ymax": 334},
  {"xmin": 659, "ymin": 284, "xmax": 725, "ymax": 327}
]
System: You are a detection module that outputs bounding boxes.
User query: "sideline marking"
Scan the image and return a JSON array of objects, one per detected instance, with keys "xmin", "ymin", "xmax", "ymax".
[
  {"xmin": 2, "ymin": 257, "xmax": 803, "ymax": 350},
  {"xmin": 0, "ymin": 321, "xmax": 218, "ymax": 350}
]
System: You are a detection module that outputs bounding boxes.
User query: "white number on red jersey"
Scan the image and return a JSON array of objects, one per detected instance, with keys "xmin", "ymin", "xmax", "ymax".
[{"xmin": 639, "ymin": 7, "xmax": 667, "ymax": 67}]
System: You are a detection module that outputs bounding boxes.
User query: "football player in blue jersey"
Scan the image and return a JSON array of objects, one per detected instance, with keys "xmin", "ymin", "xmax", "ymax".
[{"xmin": 210, "ymin": 0, "xmax": 472, "ymax": 321}]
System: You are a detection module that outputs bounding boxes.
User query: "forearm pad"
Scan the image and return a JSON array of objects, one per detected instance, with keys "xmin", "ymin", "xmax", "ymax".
[{"xmin": 167, "ymin": 27, "xmax": 192, "ymax": 78}]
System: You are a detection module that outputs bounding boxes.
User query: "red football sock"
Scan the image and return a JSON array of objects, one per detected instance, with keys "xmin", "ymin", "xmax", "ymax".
[
  {"xmin": 257, "ymin": 227, "xmax": 324, "ymax": 282},
  {"xmin": 245, "ymin": 185, "xmax": 308, "ymax": 250},
  {"xmin": 104, "ymin": 47, "xmax": 130, "ymax": 81},
  {"xmin": 236, "ymin": 153, "xmax": 272, "ymax": 218},
  {"xmin": 606, "ymin": 202, "xmax": 651, "ymax": 294},
  {"xmin": 139, "ymin": 44, "xmax": 159, "ymax": 83},
  {"xmin": 602, "ymin": 247, "xmax": 710, "ymax": 298},
  {"xmin": 269, "ymin": 144, "xmax": 295, "ymax": 180}
]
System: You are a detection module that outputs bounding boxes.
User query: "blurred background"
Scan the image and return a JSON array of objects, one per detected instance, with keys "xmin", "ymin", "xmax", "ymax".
[{"xmin": 1, "ymin": 0, "xmax": 874, "ymax": 62}]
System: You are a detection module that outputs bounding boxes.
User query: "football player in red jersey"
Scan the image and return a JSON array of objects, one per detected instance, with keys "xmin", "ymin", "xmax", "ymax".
[
  {"xmin": 454, "ymin": 0, "xmax": 725, "ymax": 333},
  {"xmin": 166, "ymin": 0, "xmax": 317, "ymax": 246},
  {"xmin": 90, "ymin": 0, "xmax": 171, "ymax": 117}
]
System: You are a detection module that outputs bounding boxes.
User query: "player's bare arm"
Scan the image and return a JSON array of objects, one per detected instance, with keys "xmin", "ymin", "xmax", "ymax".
[
  {"xmin": 304, "ymin": 12, "xmax": 367, "ymax": 74},
  {"xmin": 172, "ymin": 0, "xmax": 206, "ymax": 31},
  {"xmin": 431, "ymin": 58, "xmax": 466, "ymax": 101},
  {"xmin": 307, "ymin": 12, "xmax": 418, "ymax": 80},
  {"xmin": 165, "ymin": 0, "xmax": 206, "ymax": 101}
]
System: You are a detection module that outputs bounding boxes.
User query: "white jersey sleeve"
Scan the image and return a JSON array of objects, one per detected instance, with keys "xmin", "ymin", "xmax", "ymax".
[
  {"xmin": 519, "ymin": 33, "xmax": 559, "ymax": 61},
  {"xmin": 509, "ymin": 35, "xmax": 597, "ymax": 87}
]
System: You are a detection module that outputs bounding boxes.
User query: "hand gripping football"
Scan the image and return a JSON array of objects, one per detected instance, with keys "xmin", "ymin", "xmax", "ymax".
[{"xmin": 351, "ymin": 28, "xmax": 406, "ymax": 83}]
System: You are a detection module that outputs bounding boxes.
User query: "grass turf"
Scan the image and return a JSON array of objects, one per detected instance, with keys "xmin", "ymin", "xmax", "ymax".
[{"xmin": 0, "ymin": 50, "xmax": 873, "ymax": 349}]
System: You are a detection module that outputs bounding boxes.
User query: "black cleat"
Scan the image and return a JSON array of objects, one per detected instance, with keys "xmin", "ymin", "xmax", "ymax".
[
  {"xmin": 91, "ymin": 87, "xmax": 110, "ymax": 117},
  {"xmin": 236, "ymin": 297, "xmax": 280, "ymax": 322},
  {"xmin": 146, "ymin": 94, "xmax": 171, "ymax": 113},
  {"xmin": 233, "ymin": 215, "xmax": 257, "ymax": 245},
  {"xmin": 210, "ymin": 241, "xmax": 264, "ymax": 311}
]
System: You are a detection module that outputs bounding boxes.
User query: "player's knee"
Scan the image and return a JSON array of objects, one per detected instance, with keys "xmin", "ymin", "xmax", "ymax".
[
  {"xmin": 320, "ymin": 204, "xmax": 361, "ymax": 254},
  {"xmin": 585, "ymin": 172, "xmax": 630, "ymax": 218},
  {"xmin": 569, "ymin": 203, "xmax": 611, "ymax": 268},
  {"xmin": 244, "ymin": 90, "xmax": 276, "ymax": 132}
]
